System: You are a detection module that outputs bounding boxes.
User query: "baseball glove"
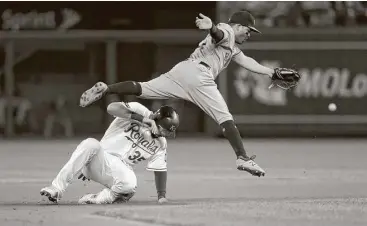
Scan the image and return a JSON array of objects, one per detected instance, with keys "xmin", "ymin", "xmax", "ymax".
[{"xmin": 270, "ymin": 67, "xmax": 301, "ymax": 90}]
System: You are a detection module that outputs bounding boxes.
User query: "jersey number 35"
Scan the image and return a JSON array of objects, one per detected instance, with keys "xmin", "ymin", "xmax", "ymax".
[{"xmin": 128, "ymin": 150, "xmax": 146, "ymax": 163}]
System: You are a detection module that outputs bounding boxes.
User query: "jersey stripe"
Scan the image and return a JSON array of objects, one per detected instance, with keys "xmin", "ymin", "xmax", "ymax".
[{"xmin": 146, "ymin": 167, "xmax": 167, "ymax": 171}]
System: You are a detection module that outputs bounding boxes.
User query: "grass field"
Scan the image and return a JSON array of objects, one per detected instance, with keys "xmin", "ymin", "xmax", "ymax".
[{"xmin": 0, "ymin": 138, "xmax": 366, "ymax": 226}]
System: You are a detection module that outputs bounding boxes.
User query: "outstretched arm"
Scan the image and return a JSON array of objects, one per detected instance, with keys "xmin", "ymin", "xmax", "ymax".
[
  {"xmin": 195, "ymin": 13, "xmax": 224, "ymax": 43},
  {"xmin": 233, "ymin": 52, "xmax": 274, "ymax": 77},
  {"xmin": 107, "ymin": 102, "xmax": 140, "ymax": 119},
  {"xmin": 107, "ymin": 102, "xmax": 159, "ymax": 134}
]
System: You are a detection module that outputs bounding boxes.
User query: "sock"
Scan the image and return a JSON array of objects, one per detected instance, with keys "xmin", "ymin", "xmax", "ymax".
[
  {"xmin": 107, "ymin": 81, "xmax": 142, "ymax": 95},
  {"xmin": 220, "ymin": 120, "xmax": 248, "ymax": 159},
  {"xmin": 154, "ymin": 171, "xmax": 167, "ymax": 198}
]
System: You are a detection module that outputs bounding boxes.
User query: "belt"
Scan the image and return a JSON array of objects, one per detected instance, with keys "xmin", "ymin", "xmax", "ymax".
[{"xmin": 199, "ymin": 61, "xmax": 211, "ymax": 70}]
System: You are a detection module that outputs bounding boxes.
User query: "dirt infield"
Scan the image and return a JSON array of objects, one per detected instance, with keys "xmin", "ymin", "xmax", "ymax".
[{"xmin": 0, "ymin": 138, "xmax": 366, "ymax": 226}]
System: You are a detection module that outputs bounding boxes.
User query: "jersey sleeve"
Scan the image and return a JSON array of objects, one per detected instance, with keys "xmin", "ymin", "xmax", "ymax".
[
  {"xmin": 216, "ymin": 23, "xmax": 236, "ymax": 48},
  {"xmin": 146, "ymin": 138, "xmax": 167, "ymax": 171},
  {"xmin": 123, "ymin": 102, "xmax": 153, "ymax": 118},
  {"xmin": 233, "ymin": 45, "xmax": 242, "ymax": 57}
]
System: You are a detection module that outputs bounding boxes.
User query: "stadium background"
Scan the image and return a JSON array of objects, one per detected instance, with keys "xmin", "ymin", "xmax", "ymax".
[
  {"xmin": 1, "ymin": 1, "xmax": 367, "ymax": 139},
  {"xmin": 1, "ymin": 2, "xmax": 367, "ymax": 226}
]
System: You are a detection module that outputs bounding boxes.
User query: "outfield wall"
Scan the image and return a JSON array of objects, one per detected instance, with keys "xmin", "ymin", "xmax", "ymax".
[
  {"xmin": 205, "ymin": 29, "xmax": 367, "ymax": 137},
  {"xmin": 2, "ymin": 28, "xmax": 367, "ymax": 137}
]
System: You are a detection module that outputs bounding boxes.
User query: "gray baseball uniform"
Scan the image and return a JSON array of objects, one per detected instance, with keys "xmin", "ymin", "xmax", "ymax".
[{"xmin": 139, "ymin": 23, "xmax": 241, "ymax": 124}]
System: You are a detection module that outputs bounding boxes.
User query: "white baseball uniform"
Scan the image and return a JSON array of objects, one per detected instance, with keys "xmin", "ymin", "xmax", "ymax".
[
  {"xmin": 139, "ymin": 23, "xmax": 240, "ymax": 124},
  {"xmin": 51, "ymin": 102, "xmax": 167, "ymax": 203}
]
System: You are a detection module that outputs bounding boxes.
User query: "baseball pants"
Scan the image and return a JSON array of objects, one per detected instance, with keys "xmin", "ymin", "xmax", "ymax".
[
  {"xmin": 139, "ymin": 59, "xmax": 233, "ymax": 124},
  {"xmin": 51, "ymin": 138, "xmax": 137, "ymax": 203}
]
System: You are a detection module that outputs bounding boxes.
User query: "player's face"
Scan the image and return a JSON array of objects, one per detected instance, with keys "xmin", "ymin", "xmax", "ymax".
[
  {"xmin": 157, "ymin": 125, "xmax": 176, "ymax": 138},
  {"xmin": 235, "ymin": 25, "xmax": 251, "ymax": 44}
]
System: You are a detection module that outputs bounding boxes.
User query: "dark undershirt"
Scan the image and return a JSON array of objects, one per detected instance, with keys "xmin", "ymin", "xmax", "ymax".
[{"xmin": 210, "ymin": 24, "xmax": 224, "ymax": 43}]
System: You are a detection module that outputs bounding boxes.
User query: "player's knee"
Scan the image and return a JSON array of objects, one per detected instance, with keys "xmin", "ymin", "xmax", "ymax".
[
  {"xmin": 215, "ymin": 114, "xmax": 234, "ymax": 126},
  {"xmin": 113, "ymin": 174, "xmax": 137, "ymax": 195},
  {"xmin": 83, "ymin": 138, "xmax": 101, "ymax": 155},
  {"xmin": 123, "ymin": 183, "xmax": 137, "ymax": 194},
  {"xmin": 124, "ymin": 81, "xmax": 142, "ymax": 96},
  {"xmin": 123, "ymin": 176, "xmax": 137, "ymax": 194},
  {"xmin": 131, "ymin": 81, "xmax": 142, "ymax": 95},
  {"xmin": 113, "ymin": 182, "xmax": 137, "ymax": 195}
]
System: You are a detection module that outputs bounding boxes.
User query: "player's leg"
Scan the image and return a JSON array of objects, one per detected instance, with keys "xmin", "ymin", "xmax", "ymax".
[
  {"xmin": 79, "ymin": 60, "xmax": 203, "ymax": 107},
  {"xmin": 80, "ymin": 73, "xmax": 189, "ymax": 107},
  {"xmin": 78, "ymin": 153, "xmax": 137, "ymax": 204},
  {"xmin": 133, "ymin": 59, "xmax": 209, "ymax": 100},
  {"xmin": 188, "ymin": 79, "xmax": 265, "ymax": 176},
  {"xmin": 40, "ymin": 138, "xmax": 102, "ymax": 202},
  {"xmin": 104, "ymin": 75, "xmax": 189, "ymax": 100},
  {"xmin": 188, "ymin": 82, "xmax": 244, "ymax": 157}
]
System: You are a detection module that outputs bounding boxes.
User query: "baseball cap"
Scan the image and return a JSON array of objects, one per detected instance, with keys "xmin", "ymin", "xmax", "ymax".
[{"xmin": 228, "ymin": 11, "xmax": 261, "ymax": 34}]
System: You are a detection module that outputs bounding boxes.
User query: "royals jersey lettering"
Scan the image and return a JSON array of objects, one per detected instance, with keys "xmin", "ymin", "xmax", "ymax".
[
  {"xmin": 100, "ymin": 102, "xmax": 167, "ymax": 171},
  {"xmin": 189, "ymin": 23, "xmax": 241, "ymax": 78}
]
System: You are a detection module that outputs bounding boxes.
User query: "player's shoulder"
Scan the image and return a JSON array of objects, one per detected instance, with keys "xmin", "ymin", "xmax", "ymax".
[{"xmin": 217, "ymin": 23, "xmax": 234, "ymax": 33}]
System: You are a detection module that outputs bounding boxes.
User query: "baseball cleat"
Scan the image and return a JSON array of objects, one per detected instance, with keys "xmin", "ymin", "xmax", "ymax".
[
  {"xmin": 116, "ymin": 192, "xmax": 135, "ymax": 203},
  {"xmin": 236, "ymin": 155, "xmax": 265, "ymax": 177},
  {"xmin": 78, "ymin": 193, "xmax": 97, "ymax": 204},
  {"xmin": 40, "ymin": 186, "xmax": 62, "ymax": 203},
  {"xmin": 79, "ymin": 82, "xmax": 108, "ymax": 107}
]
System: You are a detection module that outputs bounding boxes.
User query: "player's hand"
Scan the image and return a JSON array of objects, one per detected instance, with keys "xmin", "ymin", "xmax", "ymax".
[
  {"xmin": 195, "ymin": 13, "xmax": 213, "ymax": 30},
  {"xmin": 158, "ymin": 197, "xmax": 168, "ymax": 204},
  {"xmin": 142, "ymin": 118, "xmax": 159, "ymax": 136}
]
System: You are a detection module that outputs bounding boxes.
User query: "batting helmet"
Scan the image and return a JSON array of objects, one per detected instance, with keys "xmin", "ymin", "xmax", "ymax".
[
  {"xmin": 228, "ymin": 11, "xmax": 261, "ymax": 34},
  {"xmin": 154, "ymin": 106, "xmax": 180, "ymax": 138}
]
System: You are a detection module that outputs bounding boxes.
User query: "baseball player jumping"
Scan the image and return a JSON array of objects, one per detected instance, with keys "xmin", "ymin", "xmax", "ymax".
[
  {"xmin": 79, "ymin": 11, "xmax": 300, "ymax": 177},
  {"xmin": 40, "ymin": 101, "xmax": 179, "ymax": 204}
]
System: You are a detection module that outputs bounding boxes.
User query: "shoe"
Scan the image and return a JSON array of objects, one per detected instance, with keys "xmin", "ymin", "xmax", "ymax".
[
  {"xmin": 78, "ymin": 193, "xmax": 97, "ymax": 204},
  {"xmin": 79, "ymin": 82, "xmax": 108, "ymax": 107},
  {"xmin": 40, "ymin": 186, "xmax": 62, "ymax": 203},
  {"xmin": 78, "ymin": 191, "xmax": 135, "ymax": 204},
  {"xmin": 236, "ymin": 155, "xmax": 265, "ymax": 177},
  {"xmin": 115, "ymin": 192, "xmax": 135, "ymax": 203}
]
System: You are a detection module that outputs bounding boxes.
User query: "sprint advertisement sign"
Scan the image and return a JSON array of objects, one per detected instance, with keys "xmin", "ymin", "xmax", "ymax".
[
  {"xmin": 226, "ymin": 49, "xmax": 367, "ymax": 124},
  {"xmin": 1, "ymin": 8, "xmax": 81, "ymax": 30}
]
